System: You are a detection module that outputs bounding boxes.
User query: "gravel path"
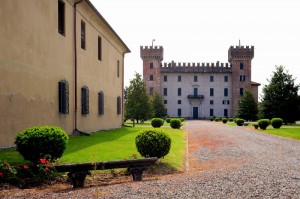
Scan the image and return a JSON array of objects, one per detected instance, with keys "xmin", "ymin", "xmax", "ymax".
[{"xmin": 3, "ymin": 121, "xmax": 300, "ymax": 198}]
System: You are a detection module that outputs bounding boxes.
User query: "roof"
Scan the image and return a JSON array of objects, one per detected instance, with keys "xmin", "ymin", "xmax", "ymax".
[
  {"xmin": 84, "ymin": 0, "xmax": 131, "ymax": 53},
  {"xmin": 251, "ymin": 81, "xmax": 261, "ymax": 86}
]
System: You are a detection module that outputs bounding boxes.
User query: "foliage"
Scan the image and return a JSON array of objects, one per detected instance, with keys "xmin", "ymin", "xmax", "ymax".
[
  {"xmin": 236, "ymin": 89, "xmax": 258, "ymax": 121},
  {"xmin": 260, "ymin": 66, "xmax": 299, "ymax": 123},
  {"xmin": 236, "ymin": 118, "xmax": 244, "ymax": 126},
  {"xmin": 151, "ymin": 118, "xmax": 164, "ymax": 128},
  {"xmin": 222, "ymin": 118, "xmax": 228, "ymax": 124},
  {"xmin": 214, "ymin": 118, "xmax": 220, "ymax": 122},
  {"xmin": 170, "ymin": 119, "xmax": 182, "ymax": 129},
  {"xmin": 271, "ymin": 118, "xmax": 283, "ymax": 129},
  {"xmin": 167, "ymin": 118, "xmax": 184, "ymax": 123},
  {"xmin": 151, "ymin": 91, "xmax": 167, "ymax": 118},
  {"xmin": 229, "ymin": 118, "xmax": 234, "ymax": 122},
  {"xmin": 15, "ymin": 126, "xmax": 69, "ymax": 163},
  {"xmin": 210, "ymin": 116, "xmax": 215, "ymax": 121},
  {"xmin": 0, "ymin": 158, "xmax": 58, "ymax": 188},
  {"xmin": 258, "ymin": 119, "xmax": 270, "ymax": 130},
  {"xmin": 124, "ymin": 72, "xmax": 153, "ymax": 123},
  {"xmin": 135, "ymin": 129, "xmax": 171, "ymax": 158}
]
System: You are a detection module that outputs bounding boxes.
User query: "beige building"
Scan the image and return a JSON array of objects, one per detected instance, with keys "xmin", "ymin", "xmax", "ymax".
[{"xmin": 0, "ymin": 0, "xmax": 130, "ymax": 148}]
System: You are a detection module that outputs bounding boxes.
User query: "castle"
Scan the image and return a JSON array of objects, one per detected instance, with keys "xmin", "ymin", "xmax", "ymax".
[{"xmin": 140, "ymin": 45, "xmax": 260, "ymax": 118}]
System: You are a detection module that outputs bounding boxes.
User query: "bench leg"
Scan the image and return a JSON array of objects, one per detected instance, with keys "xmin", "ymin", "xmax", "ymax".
[
  {"xmin": 67, "ymin": 171, "xmax": 91, "ymax": 188},
  {"xmin": 128, "ymin": 167, "xmax": 146, "ymax": 181}
]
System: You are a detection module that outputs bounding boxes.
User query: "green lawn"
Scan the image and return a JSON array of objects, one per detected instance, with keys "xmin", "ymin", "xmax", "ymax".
[
  {"xmin": 124, "ymin": 120, "xmax": 184, "ymax": 127},
  {"xmin": 259, "ymin": 127, "xmax": 300, "ymax": 140},
  {"xmin": 0, "ymin": 127, "xmax": 185, "ymax": 170},
  {"xmin": 225, "ymin": 121, "xmax": 300, "ymax": 140}
]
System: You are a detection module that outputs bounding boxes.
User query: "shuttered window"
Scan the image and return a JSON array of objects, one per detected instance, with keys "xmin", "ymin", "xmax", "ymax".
[
  {"xmin": 98, "ymin": 36, "xmax": 102, "ymax": 61},
  {"xmin": 81, "ymin": 86, "xmax": 89, "ymax": 115},
  {"xmin": 98, "ymin": 91, "xmax": 104, "ymax": 115},
  {"xmin": 58, "ymin": 80, "xmax": 69, "ymax": 114},
  {"xmin": 117, "ymin": 96, "xmax": 121, "ymax": 115},
  {"xmin": 58, "ymin": 0, "xmax": 65, "ymax": 35},
  {"xmin": 81, "ymin": 20, "xmax": 86, "ymax": 50}
]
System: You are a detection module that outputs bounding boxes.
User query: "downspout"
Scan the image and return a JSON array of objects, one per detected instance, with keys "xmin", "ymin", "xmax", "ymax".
[
  {"xmin": 122, "ymin": 53, "xmax": 125, "ymax": 125},
  {"xmin": 74, "ymin": 0, "xmax": 83, "ymax": 133}
]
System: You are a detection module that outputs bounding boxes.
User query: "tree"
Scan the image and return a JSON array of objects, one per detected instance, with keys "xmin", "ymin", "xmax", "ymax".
[
  {"xmin": 236, "ymin": 89, "xmax": 258, "ymax": 121},
  {"xmin": 124, "ymin": 72, "xmax": 152, "ymax": 123},
  {"xmin": 151, "ymin": 91, "xmax": 167, "ymax": 118},
  {"xmin": 260, "ymin": 65, "xmax": 299, "ymax": 123}
]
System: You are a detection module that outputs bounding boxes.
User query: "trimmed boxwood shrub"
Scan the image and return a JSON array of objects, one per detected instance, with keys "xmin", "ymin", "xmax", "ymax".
[
  {"xmin": 222, "ymin": 118, "xmax": 228, "ymax": 124},
  {"xmin": 15, "ymin": 126, "xmax": 69, "ymax": 162},
  {"xmin": 166, "ymin": 118, "xmax": 172, "ymax": 123},
  {"xmin": 236, "ymin": 118, "xmax": 244, "ymax": 126},
  {"xmin": 151, "ymin": 118, "xmax": 164, "ymax": 128},
  {"xmin": 214, "ymin": 118, "xmax": 220, "ymax": 122},
  {"xmin": 229, "ymin": 118, "xmax": 234, "ymax": 122},
  {"xmin": 135, "ymin": 129, "xmax": 171, "ymax": 158},
  {"xmin": 170, "ymin": 119, "xmax": 182, "ymax": 129},
  {"xmin": 258, "ymin": 119, "xmax": 270, "ymax": 130},
  {"xmin": 271, "ymin": 118, "xmax": 283, "ymax": 129}
]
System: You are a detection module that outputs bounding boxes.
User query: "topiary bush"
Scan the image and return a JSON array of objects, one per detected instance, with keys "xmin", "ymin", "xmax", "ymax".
[
  {"xmin": 170, "ymin": 119, "xmax": 182, "ymax": 129},
  {"xmin": 229, "ymin": 118, "xmax": 234, "ymax": 122},
  {"xmin": 258, "ymin": 119, "xmax": 270, "ymax": 130},
  {"xmin": 151, "ymin": 118, "xmax": 164, "ymax": 128},
  {"xmin": 271, "ymin": 118, "xmax": 283, "ymax": 129},
  {"xmin": 222, "ymin": 118, "xmax": 228, "ymax": 124},
  {"xmin": 236, "ymin": 118, "xmax": 244, "ymax": 126},
  {"xmin": 135, "ymin": 129, "xmax": 171, "ymax": 158},
  {"xmin": 166, "ymin": 118, "xmax": 172, "ymax": 123},
  {"xmin": 15, "ymin": 126, "xmax": 69, "ymax": 163},
  {"xmin": 179, "ymin": 118, "xmax": 185, "ymax": 122},
  {"xmin": 214, "ymin": 118, "xmax": 220, "ymax": 122}
]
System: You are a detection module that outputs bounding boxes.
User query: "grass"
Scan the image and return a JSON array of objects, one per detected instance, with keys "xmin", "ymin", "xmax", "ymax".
[
  {"xmin": 124, "ymin": 120, "xmax": 185, "ymax": 128},
  {"xmin": 258, "ymin": 126, "xmax": 300, "ymax": 140},
  {"xmin": 0, "ymin": 127, "xmax": 185, "ymax": 171},
  {"xmin": 224, "ymin": 120, "xmax": 300, "ymax": 140}
]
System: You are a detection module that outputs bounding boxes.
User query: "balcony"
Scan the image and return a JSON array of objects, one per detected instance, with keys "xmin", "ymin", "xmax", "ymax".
[{"xmin": 187, "ymin": 94, "xmax": 204, "ymax": 99}]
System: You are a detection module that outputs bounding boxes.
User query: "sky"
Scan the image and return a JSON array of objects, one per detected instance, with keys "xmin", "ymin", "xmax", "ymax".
[{"xmin": 90, "ymin": 0, "xmax": 300, "ymax": 99}]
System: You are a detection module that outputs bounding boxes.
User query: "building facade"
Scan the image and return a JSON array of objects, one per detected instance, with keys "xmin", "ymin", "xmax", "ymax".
[
  {"xmin": 0, "ymin": 0, "xmax": 130, "ymax": 148},
  {"xmin": 141, "ymin": 45, "xmax": 259, "ymax": 119}
]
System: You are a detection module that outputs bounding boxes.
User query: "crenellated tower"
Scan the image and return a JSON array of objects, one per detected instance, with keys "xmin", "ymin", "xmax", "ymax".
[
  {"xmin": 228, "ymin": 45, "xmax": 254, "ymax": 116},
  {"xmin": 140, "ymin": 46, "xmax": 164, "ymax": 94}
]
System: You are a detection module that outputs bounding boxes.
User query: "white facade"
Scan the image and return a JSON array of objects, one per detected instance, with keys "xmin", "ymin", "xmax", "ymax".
[{"xmin": 161, "ymin": 72, "xmax": 232, "ymax": 119}]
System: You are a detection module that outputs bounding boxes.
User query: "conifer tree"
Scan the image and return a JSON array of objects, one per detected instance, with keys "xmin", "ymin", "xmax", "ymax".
[
  {"xmin": 260, "ymin": 65, "xmax": 299, "ymax": 123},
  {"xmin": 236, "ymin": 89, "xmax": 258, "ymax": 121},
  {"xmin": 124, "ymin": 72, "xmax": 152, "ymax": 123},
  {"xmin": 151, "ymin": 91, "xmax": 167, "ymax": 118}
]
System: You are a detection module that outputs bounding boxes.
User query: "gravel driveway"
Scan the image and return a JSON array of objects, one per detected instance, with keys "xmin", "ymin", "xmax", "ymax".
[{"xmin": 3, "ymin": 121, "xmax": 300, "ymax": 198}]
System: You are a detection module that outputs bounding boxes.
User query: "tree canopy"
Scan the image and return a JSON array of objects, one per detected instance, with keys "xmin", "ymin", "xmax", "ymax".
[
  {"xmin": 151, "ymin": 91, "xmax": 167, "ymax": 118},
  {"xmin": 124, "ymin": 72, "xmax": 152, "ymax": 123},
  {"xmin": 236, "ymin": 89, "xmax": 258, "ymax": 121},
  {"xmin": 260, "ymin": 65, "xmax": 299, "ymax": 123}
]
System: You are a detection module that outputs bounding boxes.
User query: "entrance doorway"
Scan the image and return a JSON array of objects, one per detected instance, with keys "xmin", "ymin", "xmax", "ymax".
[{"xmin": 193, "ymin": 107, "xmax": 198, "ymax": 119}]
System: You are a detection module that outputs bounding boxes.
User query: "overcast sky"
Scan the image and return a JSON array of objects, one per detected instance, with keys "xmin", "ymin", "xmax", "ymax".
[{"xmin": 90, "ymin": 0, "xmax": 300, "ymax": 98}]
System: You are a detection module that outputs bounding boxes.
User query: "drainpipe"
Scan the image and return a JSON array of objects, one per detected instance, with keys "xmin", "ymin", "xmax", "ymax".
[{"xmin": 74, "ymin": 0, "xmax": 83, "ymax": 133}]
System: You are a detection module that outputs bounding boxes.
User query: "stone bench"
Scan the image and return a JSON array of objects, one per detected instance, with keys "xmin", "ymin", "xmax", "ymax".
[{"xmin": 55, "ymin": 157, "xmax": 158, "ymax": 188}]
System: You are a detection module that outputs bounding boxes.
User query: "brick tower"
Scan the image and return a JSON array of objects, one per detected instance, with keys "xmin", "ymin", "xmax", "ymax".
[
  {"xmin": 140, "ymin": 46, "xmax": 164, "ymax": 94},
  {"xmin": 228, "ymin": 45, "xmax": 254, "ymax": 116}
]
